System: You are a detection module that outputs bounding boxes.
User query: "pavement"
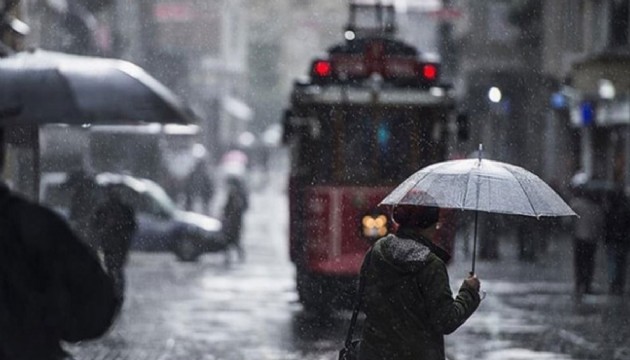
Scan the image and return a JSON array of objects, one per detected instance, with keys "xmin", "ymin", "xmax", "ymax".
[{"xmin": 444, "ymin": 227, "xmax": 630, "ymax": 360}]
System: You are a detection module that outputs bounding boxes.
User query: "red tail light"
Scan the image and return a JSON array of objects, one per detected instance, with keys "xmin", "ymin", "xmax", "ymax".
[
  {"xmin": 421, "ymin": 63, "xmax": 438, "ymax": 81},
  {"xmin": 313, "ymin": 60, "xmax": 332, "ymax": 77}
]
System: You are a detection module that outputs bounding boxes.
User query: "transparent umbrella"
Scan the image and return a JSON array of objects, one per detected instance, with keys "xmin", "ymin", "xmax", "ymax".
[{"xmin": 380, "ymin": 145, "xmax": 577, "ymax": 274}]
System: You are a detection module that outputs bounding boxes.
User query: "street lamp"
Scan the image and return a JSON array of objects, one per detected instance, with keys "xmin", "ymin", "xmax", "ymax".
[
  {"xmin": 598, "ymin": 79, "xmax": 615, "ymax": 100},
  {"xmin": 488, "ymin": 86, "xmax": 502, "ymax": 103}
]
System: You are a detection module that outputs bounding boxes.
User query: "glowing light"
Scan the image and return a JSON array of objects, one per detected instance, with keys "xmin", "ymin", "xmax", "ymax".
[
  {"xmin": 313, "ymin": 60, "xmax": 332, "ymax": 77},
  {"xmin": 422, "ymin": 64, "xmax": 438, "ymax": 81},
  {"xmin": 362, "ymin": 215, "xmax": 388, "ymax": 238},
  {"xmin": 488, "ymin": 87, "xmax": 502, "ymax": 103},
  {"xmin": 598, "ymin": 79, "xmax": 615, "ymax": 100}
]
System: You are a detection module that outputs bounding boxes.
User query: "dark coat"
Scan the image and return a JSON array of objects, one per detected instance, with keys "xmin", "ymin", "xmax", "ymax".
[
  {"xmin": 0, "ymin": 184, "xmax": 118, "ymax": 360},
  {"xmin": 604, "ymin": 189, "xmax": 630, "ymax": 249},
  {"xmin": 358, "ymin": 230, "xmax": 480, "ymax": 360},
  {"xmin": 185, "ymin": 164, "xmax": 214, "ymax": 208},
  {"xmin": 92, "ymin": 196, "xmax": 137, "ymax": 245},
  {"xmin": 91, "ymin": 195, "xmax": 137, "ymax": 270},
  {"xmin": 222, "ymin": 179, "xmax": 249, "ymax": 244}
]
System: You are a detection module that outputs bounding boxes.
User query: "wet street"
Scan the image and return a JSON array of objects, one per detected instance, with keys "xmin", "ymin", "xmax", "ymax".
[
  {"xmin": 69, "ymin": 170, "xmax": 351, "ymax": 360},
  {"xmin": 446, "ymin": 224, "xmax": 630, "ymax": 360},
  {"xmin": 68, "ymin": 169, "xmax": 630, "ymax": 360}
]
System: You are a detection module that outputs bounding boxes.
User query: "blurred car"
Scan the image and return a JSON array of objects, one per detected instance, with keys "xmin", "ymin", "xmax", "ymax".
[{"xmin": 41, "ymin": 172, "xmax": 224, "ymax": 262}]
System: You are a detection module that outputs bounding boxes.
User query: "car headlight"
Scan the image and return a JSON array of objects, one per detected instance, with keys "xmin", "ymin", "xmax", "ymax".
[{"xmin": 361, "ymin": 214, "xmax": 388, "ymax": 239}]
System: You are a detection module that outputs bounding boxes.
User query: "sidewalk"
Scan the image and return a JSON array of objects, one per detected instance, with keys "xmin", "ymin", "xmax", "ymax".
[{"xmin": 444, "ymin": 230, "xmax": 630, "ymax": 360}]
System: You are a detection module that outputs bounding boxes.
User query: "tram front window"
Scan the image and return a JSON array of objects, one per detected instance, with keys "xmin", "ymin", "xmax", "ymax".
[
  {"xmin": 342, "ymin": 111, "xmax": 374, "ymax": 184},
  {"xmin": 338, "ymin": 109, "xmax": 415, "ymax": 185},
  {"xmin": 294, "ymin": 108, "xmax": 434, "ymax": 186}
]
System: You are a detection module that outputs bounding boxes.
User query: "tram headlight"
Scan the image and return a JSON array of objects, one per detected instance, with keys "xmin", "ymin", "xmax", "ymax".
[{"xmin": 361, "ymin": 214, "xmax": 389, "ymax": 238}]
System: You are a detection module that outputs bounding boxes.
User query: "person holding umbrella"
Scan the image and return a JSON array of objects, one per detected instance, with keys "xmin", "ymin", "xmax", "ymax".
[
  {"xmin": 357, "ymin": 204, "xmax": 481, "ymax": 360},
  {"xmin": 340, "ymin": 145, "xmax": 576, "ymax": 359},
  {"xmin": 346, "ymin": 145, "xmax": 576, "ymax": 360}
]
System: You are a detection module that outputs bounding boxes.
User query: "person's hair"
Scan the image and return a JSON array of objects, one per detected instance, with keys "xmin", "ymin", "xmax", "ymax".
[{"xmin": 392, "ymin": 205, "xmax": 440, "ymax": 229}]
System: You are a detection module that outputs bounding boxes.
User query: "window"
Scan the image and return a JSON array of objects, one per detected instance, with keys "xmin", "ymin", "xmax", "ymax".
[
  {"xmin": 487, "ymin": 3, "xmax": 518, "ymax": 43},
  {"xmin": 294, "ymin": 106, "xmax": 444, "ymax": 186},
  {"xmin": 564, "ymin": 0, "xmax": 584, "ymax": 53}
]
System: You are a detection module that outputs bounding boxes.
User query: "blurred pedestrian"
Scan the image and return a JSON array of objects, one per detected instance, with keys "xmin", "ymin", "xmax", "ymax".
[
  {"xmin": 0, "ymin": 133, "xmax": 118, "ymax": 359},
  {"xmin": 515, "ymin": 216, "xmax": 541, "ymax": 262},
  {"xmin": 91, "ymin": 187, "xmax": 137, "ymax": 301},
  {"xmin": 357, "ymin": 205, "xmax": 481, "ymax": 360},
  {"xmin": 0, "ymin": 13, "xmax": 29, "ymax": 56},
  {"xmin": 603, "ymin": 186, "xmax": 630, "ymax": 296},
  {"xmin": 220, "ymin": 148, "xmax": 249, "ymax": 178},
  {"xmin": 569, "ymin": 184, "xmax": 604, "ymax": 296},
  {"xmin": 185, "ymin": 160, "xmax": 214, "ymax": 214},
  {"xmin": 67, "ymin": 169, "xmax": 99, "ymax": 247},
  {"xmin": 222, "ymin": 176, "xmax": 249, "ymax": 263}
]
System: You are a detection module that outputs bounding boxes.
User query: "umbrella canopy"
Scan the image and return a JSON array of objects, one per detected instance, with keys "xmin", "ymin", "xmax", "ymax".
[
  {"xmin": 380, "ymin": 154, "xmax": 576, "ymax": 274},
  {"xmin": 0, "ymin": 49, "xmax": 197, "ymax": 125},
  {"xmin": 380, "ymin": 158, "xmax": 576, "ymax": 218}
]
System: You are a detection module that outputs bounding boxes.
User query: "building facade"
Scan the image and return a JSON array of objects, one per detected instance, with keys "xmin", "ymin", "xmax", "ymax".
[
  {"xmin": 446, "ymin": 0, "xmax": 623, "ymax": 195},
  {"xmin": 560, "ymin": 0, "xmax": 630, "ymax": 191},
  {"xmin": 21, "ymin": 0, "xmax": 250, "ymax": 162}
]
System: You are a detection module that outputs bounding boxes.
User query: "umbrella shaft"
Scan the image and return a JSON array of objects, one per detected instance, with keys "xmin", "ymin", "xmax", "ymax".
[{"xmin": 471, "ymin": 211, "xmax": 479, "ymax": 275}]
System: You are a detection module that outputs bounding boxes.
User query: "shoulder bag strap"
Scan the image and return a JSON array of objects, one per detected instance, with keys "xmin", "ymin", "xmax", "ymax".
[{"xmin": 344, "ymin": 247, "xmax": 373, "ymax": 349}]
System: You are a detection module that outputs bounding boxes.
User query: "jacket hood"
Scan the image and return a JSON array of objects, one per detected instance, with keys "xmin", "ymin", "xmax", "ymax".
[{"xmin": 374, "ymin": 234, "xmax": 432, "ymax": 273}]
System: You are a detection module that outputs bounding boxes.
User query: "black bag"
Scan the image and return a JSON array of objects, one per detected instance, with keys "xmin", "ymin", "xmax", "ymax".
[{"xmin": 338, "ymin": 248, "xmax": 372, "ymax": 360}]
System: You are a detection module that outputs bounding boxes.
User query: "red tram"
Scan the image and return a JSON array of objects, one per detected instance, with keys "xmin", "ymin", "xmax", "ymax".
[{"xmin": 282, "ymin": 2, "xmax": 459, "ymax": 311}]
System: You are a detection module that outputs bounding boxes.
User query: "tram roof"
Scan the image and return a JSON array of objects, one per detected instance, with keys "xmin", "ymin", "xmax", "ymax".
[{"xmin": 290, "ymin": 83, "xmax": 455, "ymax": 107}]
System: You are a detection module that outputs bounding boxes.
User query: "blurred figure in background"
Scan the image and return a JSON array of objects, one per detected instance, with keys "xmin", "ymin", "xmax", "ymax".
[
  {"xmin": 569, "ymin": 180, "xmax": 604, "ymax": 297},
  {"xmin": 603, "ymin": 185, "xmax": 630, "ymax": 296},
  {"xmin": 222, "ymin": 176, "xmax": 249, "ymax": 263},
  {"xmin": 67, "ymin": 169, "xmax": 99, "ymax": 247},
  {"xmin": 221, "ymin": 148, "xmax": 249, "ymax": 178},
  {"xmin": 91, "ymin": 187, "xmax": 137, "ymax": 302},
  {"xmin": 185, "ymin": 160, "xmax": 214, "ymax": 215},
  {"xmin": 0, "ymin": 12, "xmax": 30, "ymax": 56}
]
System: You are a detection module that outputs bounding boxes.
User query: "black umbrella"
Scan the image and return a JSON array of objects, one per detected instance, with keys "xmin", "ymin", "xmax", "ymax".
[
  {"xmin": 0, "ymin": 49, "xmax": 197, "ymax": 125},
  {"xmin": 0, "ymin": 49, "xmax": 199, "ymax": 200}
]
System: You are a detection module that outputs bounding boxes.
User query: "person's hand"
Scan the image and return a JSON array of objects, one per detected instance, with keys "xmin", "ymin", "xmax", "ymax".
[{"xmin": 464, "ymin": 274, "xmax": 480, "ymax": 293}]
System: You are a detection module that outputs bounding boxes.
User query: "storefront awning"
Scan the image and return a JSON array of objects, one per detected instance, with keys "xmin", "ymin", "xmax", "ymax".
[
  {"xmin": 571, "ymin": 47, "xmax": 630, "ymax": 95},
  {"xmin": 567, "ymin": 47, "xmax": 630, "ymax": 127}
]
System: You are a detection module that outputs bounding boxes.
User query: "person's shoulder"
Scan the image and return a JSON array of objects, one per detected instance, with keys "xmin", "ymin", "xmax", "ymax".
[
  {"xmin": 413, "ymin": 253, "xmax": 449, "ymax": 287},
  {"xmin": 424, "ymin": 251, "xmax": 447, "ymax": 268},
  {"xmin": 5, "ymin": 194, "xmax": 75, "ymax": 242},
  {"xmin": 374, "ymin": 234, "xmax": 434, "ymax": 271},
  {"xmin": 4, "ymin": 191, "xmax": 48, "ymax": 214},
  {"xmin": 22, "ymin": 198, "xmax": 70, "ymax": 226}
]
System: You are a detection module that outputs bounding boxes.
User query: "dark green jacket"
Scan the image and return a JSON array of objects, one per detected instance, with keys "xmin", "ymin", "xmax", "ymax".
[{"xmin": 358, "ymin": 230, "xmax": 480, "ymax": 360}]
